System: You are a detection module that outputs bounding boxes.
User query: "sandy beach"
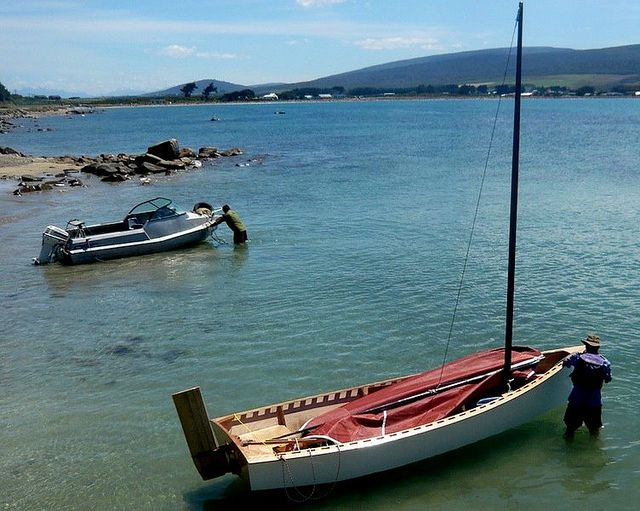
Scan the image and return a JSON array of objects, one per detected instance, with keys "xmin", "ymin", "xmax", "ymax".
[{"xmin": 0, "ymin": 153, "xmax": 84, "ymax": 179}]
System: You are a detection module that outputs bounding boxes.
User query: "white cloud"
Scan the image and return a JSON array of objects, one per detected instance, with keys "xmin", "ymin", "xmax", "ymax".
[
  {"xmin": 355, "ymin": 36, "xmax": 441, "ymax": 51},
  {"xmin": 296, "ymin": 0, "xmax": 346, "ymax": 7},
  {"xmin": 160, "ymin": 45, "xmax": 238, "ymax": 60},
  {"xmin": 161, "ymin": 44, "xmax": 196, "ymax": 58}
]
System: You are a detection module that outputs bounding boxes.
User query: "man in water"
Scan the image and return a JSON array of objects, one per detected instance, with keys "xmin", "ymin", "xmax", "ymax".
[
  {"xmin": 213, "ymin": 204, "xmax": 248, "ymax": 245},
  {"xmin": 563, "ymin": 334, "xmax": 612, "ymax": 438}
]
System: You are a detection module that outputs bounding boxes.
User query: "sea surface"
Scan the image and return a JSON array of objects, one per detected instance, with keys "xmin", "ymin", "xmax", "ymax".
[{"xmin": 1, "ymin": 99, "xmax": 638, "ymax": 510}]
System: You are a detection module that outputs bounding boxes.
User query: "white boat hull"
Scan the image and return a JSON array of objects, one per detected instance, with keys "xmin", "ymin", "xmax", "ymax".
[
  {"xmin": 241, "ymin": 360, "xmax": 572, "ymax": 490},
  {"xmin": 64, "ymin": 221, "xmax": 213, "ymax": 264},
  {"xmin": 172, "ymin": 347, "xmax": 580, "ymax": 491}
]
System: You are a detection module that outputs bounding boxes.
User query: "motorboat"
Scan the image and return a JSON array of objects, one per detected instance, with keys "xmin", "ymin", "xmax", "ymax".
[{"xmin": 34, "ymin": 197, "xmax": 219, "ymax": 265}]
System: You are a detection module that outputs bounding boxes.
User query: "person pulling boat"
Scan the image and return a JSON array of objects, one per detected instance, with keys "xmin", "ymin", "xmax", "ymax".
[
  {"xmin": 562, "ymin": 334, "xmax": 612, "ymax": 438},
  {"xmin": 212, "ymin": 204, "xmax": 248, "ymax": 245}
]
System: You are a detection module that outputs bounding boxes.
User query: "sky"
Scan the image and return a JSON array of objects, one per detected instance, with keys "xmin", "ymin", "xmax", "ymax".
[{"xmin": 2, "ymin": 0, "xmax": 639, "ymax": 96}]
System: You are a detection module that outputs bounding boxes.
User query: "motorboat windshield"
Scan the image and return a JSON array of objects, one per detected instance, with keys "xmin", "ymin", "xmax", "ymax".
[
  {"xmin": 126, "ymin": 197, "xmax": 187, "ymax": 222},
  {"xmin": 128, "ymin": 197, "xmax": 174, "ymax": 216}
]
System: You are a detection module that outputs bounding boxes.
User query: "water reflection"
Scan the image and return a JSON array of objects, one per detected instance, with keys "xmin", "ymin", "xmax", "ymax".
[
  {"xmin": 39, "ymin": 243, "xmax": 228, "ymax": 296},
  {"xmin": 561, "ymin": 435, "xmax": 613, "ymax": 494}
]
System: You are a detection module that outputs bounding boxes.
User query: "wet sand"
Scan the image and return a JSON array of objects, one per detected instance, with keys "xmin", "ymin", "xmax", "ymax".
[{"xmin": 0, "ymin": 153, "xmax": 84, "ymax": 179}]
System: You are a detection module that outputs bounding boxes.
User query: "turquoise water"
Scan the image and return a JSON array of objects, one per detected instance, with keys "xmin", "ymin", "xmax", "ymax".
[{"xmin": 1, "ymin": 99, "xmax": 638, "ymax": 510}]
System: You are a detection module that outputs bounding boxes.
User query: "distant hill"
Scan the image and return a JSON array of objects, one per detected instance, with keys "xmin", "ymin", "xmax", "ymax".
[
  {"xmin": 146, "ymin": 79, "xmax": 249, "ymax": 97},
  {"xmin": 276, "ymin": 45, "xmax": 640, "ymax": 92},
  {"xmin": 150, "ymin": 44, "xmax": 640, "ymax": 97}
]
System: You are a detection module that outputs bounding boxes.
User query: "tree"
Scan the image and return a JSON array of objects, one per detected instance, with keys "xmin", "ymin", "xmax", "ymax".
[
  {"xmin": 180, "ymin": 82, "xmax": 198, "ymax": 98},
  {"xmin": 0, "ymin": 81, "xmax": 11, "ymax": 101},
  {"xmin": 576, "ymin": 86, "xmax": 595, "ymax": 96},
  {"xmin": 202, "ymin": 82, "xmax": 217, "ymax": 99},
  {"xmin": 219, "ymin": 89, "xmax": 255, "ymax": 102},
  {"xmin": 458, "ymin": 84, "xmax": 476, "ymax": 95}
]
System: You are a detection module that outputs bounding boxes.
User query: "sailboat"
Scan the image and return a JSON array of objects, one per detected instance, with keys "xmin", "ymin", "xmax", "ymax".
[{"xmin": 172, "ymin": 3, "xmax": 581, "ymax": 492}]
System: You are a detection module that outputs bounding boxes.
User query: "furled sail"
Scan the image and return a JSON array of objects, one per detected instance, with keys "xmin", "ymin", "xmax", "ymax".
[{"xmin": 303, "ymin": 347, "xmax": 542, "ymax": 443}]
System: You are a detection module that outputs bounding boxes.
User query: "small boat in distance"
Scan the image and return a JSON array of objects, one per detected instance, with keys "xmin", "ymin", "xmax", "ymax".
[
  {"xmin": 172, "ymin": 2, "xmax": 581, "ymax": 493},
  {"xmin": 34, "ymin": 197, "xmax": 220, "ymax": 265}
]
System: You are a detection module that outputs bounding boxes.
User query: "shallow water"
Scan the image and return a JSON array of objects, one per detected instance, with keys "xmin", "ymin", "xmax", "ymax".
[{"xmin": 1, "ymin": 99, "xmax": 638, "ymax": 510}]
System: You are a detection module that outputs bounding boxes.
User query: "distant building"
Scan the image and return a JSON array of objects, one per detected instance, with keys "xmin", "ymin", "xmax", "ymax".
[
  {"xmin": 262, "ymin": 92, "xmax": 278, "ymax": 100},
  {"xmin": 318, "ymin": 94, "xmax": 332, "ymax": 99}
]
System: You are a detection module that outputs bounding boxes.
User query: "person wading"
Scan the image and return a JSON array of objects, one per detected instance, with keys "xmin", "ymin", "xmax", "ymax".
[
  {"xmin": 563, "ymin": 334, "xmax": 612, "ymax": 438},
  {"xmin": 212, "ymin": 204, "xmax": 248, "ymax": 245}
]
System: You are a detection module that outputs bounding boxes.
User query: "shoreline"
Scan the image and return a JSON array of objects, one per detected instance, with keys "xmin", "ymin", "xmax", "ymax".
[
  {"xmin": 0, "ymin": 152, "xmax": 84, "ymax": 179},
  {"xmin": 1, "ymin": 140, "xmax": 244, "ymax": 195}
]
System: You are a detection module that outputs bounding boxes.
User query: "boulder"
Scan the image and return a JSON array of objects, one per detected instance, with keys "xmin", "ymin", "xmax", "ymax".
[
  {"xmin": 198, "ymin": 147, "xmax": 219, "ymax": 158},
  {"xmin": 137, "ymin": 161, "xmax": 168, "ymax": 174},
  {"xmin": 147, "ymin": 139, "xmax": 180, "ymax": 161},
  {"xmin": 1, "ymin": 146, "xmax": 25, "ymax": 156},
  {"xmin": 179, "ymin": 147, "xmax": 197, "ymax": 158},
  {"xmin": 219, "ymin": 147, "xmax": 243, "ymax": 157},
  {"xmin": 82, "ymin": 162, "xmax": 126, "ymax": 177},
  {"xmin": 101, "ymin": 173, "xmax": 130, "ymax": 182}
]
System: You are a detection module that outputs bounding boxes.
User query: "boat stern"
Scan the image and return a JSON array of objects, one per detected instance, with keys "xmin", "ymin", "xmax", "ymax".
[
  {"xmin": 172, "ymin": 387, "xmax": 244, "ymax": 481},
  {"xmin": 33, "ymin": 225, "xmax": 69, "ymax": 265}
]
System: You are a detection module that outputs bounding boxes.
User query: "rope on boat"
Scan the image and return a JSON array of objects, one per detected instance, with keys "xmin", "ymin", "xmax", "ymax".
[
  {"xmin": 437, "ymin": 14, "xmax": 520, "ymax": 389},
  {"xmin": 230, "ymin": 413, "xmax": 269, "ymax": 446},
  {"xmin": 209, "ymin": 228, "xmax": 227, "ymax": 244},
  {"xmin": 279, "ymin": 441, "xmax": 342, "ymax": 503}
]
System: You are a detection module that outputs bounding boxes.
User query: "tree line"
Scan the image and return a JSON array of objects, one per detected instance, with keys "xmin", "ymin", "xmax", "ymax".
[
  {"xmin": 0, "ymin": 78, "xmax": 634, "ymax": 105},
  {"xmin": 0, "ymin": 81, "xmax": 11, "ymax": 101}
]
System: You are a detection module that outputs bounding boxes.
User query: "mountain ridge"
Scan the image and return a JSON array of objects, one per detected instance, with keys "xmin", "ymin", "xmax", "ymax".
[
  {"xmin": 16, "ymin": 44, "xmax": 640, "ymax": 98},
  {"xmin": 150, "ymin": 44, "xmax": 640, "ymax": 97}
]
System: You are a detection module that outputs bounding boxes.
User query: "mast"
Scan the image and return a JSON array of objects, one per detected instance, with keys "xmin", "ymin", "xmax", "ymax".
[{"xmin": 503, "ymin": 1, "xmax": 523, "ymax": 390}]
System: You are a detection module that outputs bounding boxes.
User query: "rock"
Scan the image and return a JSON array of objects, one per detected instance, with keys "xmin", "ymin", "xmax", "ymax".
[
  {"xmin": 137, "ymin": 161, "xmax": 167, "ymax": 174},
  {"xmin": 141, "ymin": 153, "xmax": 164, "ymax": 165},
  {"xmin": 13, "ymin": 182, "xmax": 53, "ymax": 194},
  {"xmin": 157, "ymin": 159, "xmax": 186, "ymax": 170},
  {"xmin": 198, "ymin": 147, "xmax": 219, "ymax": 158},
  {"xmin": 0, "ymin": 146, "xmax": 25, "ymax": 156},
  {"xmin": 101, "ymin": 173, "xmax": 130, "ymax": 182},
  {"xmin": 82, "ymin": 162, "xmax": 126, "ymax": 177},
  {"xmin": 219, "ymin": 147, "xmax": 243, "ymax": 157},
  {"xmin": 147, "ymin": 139, "xmax": 180, "ymax": 161},
  {"xmin": 179, "ymin": 147, "xmax": 196, "ymax": 158}
]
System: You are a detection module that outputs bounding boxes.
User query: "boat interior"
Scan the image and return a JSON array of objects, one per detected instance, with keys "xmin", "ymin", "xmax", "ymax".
[
  {"xmin": 65, "ymin": 208, "xmax": 184, "ymax": 238},
  {"xmin": 219, "ymin": 348, "xmax": 573, "ymax": 456}
]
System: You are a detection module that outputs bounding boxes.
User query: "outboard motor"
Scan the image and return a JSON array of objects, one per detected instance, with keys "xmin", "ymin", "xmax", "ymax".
[{"xmin": 34, "ymin": 225, "xmax": 69, "ymax": 265}]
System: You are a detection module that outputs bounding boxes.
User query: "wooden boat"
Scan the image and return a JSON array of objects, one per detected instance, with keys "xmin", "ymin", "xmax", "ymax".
[
  {"xmin": 34, "ymin": 197, "xmax": 219, "ymax": 265},
  {"xmin": 173, "ymin": 3, "xmax": 580, "ymax": 492}
]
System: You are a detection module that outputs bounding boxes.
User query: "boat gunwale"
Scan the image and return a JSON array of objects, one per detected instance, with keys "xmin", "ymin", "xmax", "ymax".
[{"xmin": 216, "ymin": 346, "xmax": 581, "ymax": 463}]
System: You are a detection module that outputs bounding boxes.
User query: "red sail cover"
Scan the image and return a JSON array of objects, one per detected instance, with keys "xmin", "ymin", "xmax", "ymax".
[{"xmin": 304, "ymin": 347, "xmax": 542, "ymax": 443}]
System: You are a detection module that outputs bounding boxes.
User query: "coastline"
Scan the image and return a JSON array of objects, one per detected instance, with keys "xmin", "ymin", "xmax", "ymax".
[
  {"xmin": 0, "ymin": 103, "xmax": 97, "ymax": 181},
  {"xmin": 0, "ymin": 153, "xmax": 84, "ymax": 178}
]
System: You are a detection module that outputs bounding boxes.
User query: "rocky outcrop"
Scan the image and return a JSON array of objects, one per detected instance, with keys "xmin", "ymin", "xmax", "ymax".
[
  {"xmin": 147, "ymin": 139, "xmax": 180, "ymax": 161},
  {"xmin": 9, "ymin": 139, "xmax": 244, "ymax": 194},
  {"xmin": 12, "ymin": 172, "xmax": 84, "ymax": 195}
]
